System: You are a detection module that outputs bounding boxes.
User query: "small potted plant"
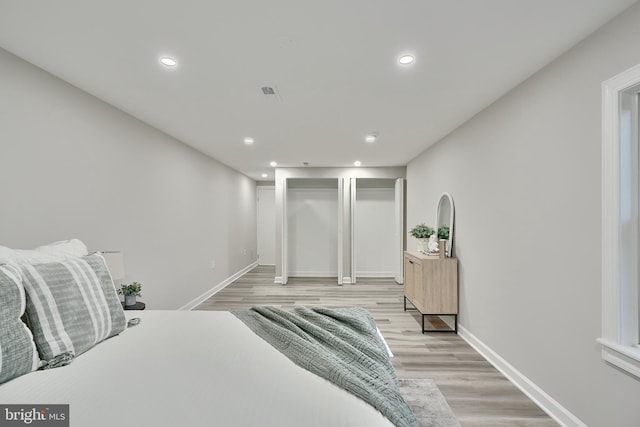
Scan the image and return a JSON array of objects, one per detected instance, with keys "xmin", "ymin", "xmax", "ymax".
[
  {"xmin": 437, "ymin": 225, "xmax": 450, "ymax": 240},
  {"xmin": 119, "ymin": 282, "xmax": 142, "ymax": 307},
  {"xmin": 437, "ymin": 225, "xmax": 451, "ymax": 258},
  {"xmin": 409, "ymin": 223, "xmax": 434, "ymax": 252}
]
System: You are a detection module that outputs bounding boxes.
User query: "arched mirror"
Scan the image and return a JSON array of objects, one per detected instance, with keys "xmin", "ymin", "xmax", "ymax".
[{"xmin": 435, "ymin": 192, "xmax": 455, "ymax": 257}]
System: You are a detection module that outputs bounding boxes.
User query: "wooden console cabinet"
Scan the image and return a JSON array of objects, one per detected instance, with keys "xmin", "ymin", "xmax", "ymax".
[{"xmin": 403, "ymin": 251, "xmax": 458, "ymax": 333}]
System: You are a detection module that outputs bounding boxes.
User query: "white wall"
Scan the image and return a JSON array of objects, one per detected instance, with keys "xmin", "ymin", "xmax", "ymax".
[
  {"xmin": 406, "ymin": 4, "xmax": 640, "ymax": 426},
  {"xmin": 0, "ymin": 48, "xmax": 257, "ymax": 310},
  {"xmin": 355, "ymin": 187, "xmax": 395, "ymax": 277},
  {"xmin": 287, "ymin": 187, "xmax": 339, "ymax": 276}
]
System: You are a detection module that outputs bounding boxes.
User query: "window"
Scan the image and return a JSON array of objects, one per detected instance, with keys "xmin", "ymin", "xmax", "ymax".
[{"xmin": 599, "ymin": 63, "xmax": 640, "ymax": 379}]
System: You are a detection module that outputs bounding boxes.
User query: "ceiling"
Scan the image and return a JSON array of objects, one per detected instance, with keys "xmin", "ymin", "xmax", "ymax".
[{"xmin": 0, "ymin": 0, "xmax": 635, "ymax": 181}]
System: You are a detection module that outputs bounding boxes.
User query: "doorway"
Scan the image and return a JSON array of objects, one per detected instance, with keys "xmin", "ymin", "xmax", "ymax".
[
  {"xmin": 350, "ymin": 178, "xmax": 404, "ymax": 284},
  {"xmin": 284, "ymin": 178, "xmax": 342, "ymax": 282}
]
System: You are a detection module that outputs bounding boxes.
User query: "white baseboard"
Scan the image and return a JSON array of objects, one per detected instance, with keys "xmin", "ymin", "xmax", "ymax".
[
  {"xmin": 342, "ymin": 277, "xmax": 353, "ymax": 284},
  {"xmin": 356, "ymin": 271, "xmax": 394, "ymax": 278},
  {"xmin": 458, "ymin": 325, "xmax": 586, "ymax": 427},
  {"xmin": 287, "ymin": 271, "xmax": 338, "ymax": 277},
  {"xmin": 179, "ymin": 261, "xmax": 259, "ymax": 311},
  {"xmin": 273, "ymin": 271, "xmax": 342, "ymax": 285}
]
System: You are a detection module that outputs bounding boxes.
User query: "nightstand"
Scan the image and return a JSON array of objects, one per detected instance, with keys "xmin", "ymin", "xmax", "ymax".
[{"xmin": 121, "ymin": 301, "xmax": 146, "ymax": 310}]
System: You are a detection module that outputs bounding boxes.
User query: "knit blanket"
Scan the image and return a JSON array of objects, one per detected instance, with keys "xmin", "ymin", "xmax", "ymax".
[{"xmin": 232, "ymin": 306, "xmax": 418, "ymax": 427}]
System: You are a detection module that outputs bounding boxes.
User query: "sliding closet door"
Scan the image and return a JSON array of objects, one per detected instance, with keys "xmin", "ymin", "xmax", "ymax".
[
  {"xmin": 337, "ymin": 178, "xmax": 344, "ymax": 285},
  {"xmin": 350, "ymin": 178, "xmax": 357, "ymax": 284},
  {"xmin": 354, "ymin": 179, "xmax": 396, "ymax": 279},
  {"xmin": 282, "ymin": 178, "xmax": 289, "ymax": 284},
  {"xmin": 286, "ymin": 179, "xmax": 339, "ymax": 279},
  {"xmin": 394, "ymin": 178, "xmax": 404, "ymax": 284}
]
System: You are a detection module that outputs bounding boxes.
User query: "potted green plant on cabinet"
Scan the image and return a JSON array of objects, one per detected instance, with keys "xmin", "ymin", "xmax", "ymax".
[
  {"xmin": 409, "ymin": 223, "xmax": 434, "ymax": 253},
  {"xmin": 438, "ymin": 225, "xmax": 450, "ymax": 258}
]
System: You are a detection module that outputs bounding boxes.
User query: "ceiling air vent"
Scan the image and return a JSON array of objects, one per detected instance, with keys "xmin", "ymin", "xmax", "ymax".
[{"xmin": 261, "ymin": 86, "xmax": 282, "ymax": 104}]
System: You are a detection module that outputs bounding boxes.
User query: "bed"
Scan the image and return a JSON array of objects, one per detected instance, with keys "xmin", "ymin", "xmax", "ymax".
[
  {"xmin": 0, "ymin": 240, "xmax": 416, "ymax": 427},
  {"xmin": 1, "ymin": 310, "xmax": 403, "ymax": 427}
]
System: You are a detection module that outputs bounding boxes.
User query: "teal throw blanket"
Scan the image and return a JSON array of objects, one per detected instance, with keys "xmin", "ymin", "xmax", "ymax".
[{"xmin": 232, "ymin": 306, "xmax": 418, "ymax": 427}]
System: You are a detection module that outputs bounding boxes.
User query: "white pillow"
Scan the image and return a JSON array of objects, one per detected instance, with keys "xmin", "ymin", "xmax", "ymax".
[
  {"xmin": 35, "ymin": 239, "xmax": 88, "ymax": 258},
  {"xmin": 0, "ymin": 239, "xmax": 88, "ymax": 265},
  {"xmin": 0, "ymin": 247, "xmax": 60, "ymax": 265}
]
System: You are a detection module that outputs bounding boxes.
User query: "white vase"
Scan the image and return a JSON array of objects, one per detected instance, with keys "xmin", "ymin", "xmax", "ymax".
[
  {"xmin": 416, "ymin": 238, "xmax": 428, "ymax": 252},
  {"xmin": 439, "ymin": 239, "xmax": 447, "ymax": 258},
  {"xmin": 124, "ymin": 295, "xmax": 137, "ymax": 307}
]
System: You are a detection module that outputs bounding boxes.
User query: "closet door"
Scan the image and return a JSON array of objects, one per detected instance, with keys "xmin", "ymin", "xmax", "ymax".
[
  {"xmin": 286, "ymin": 179, "xmax": 340, "ymax": 279},
  {"xmin": 353, "ymin": 179, "xmax": 396, "ymax": 280},
  {"xmin": 338, "ymin": 178, "xmax": 344, "ymax": 284},
  {"xmin": 395, "ymin": 178, "xmax": 404, "ymax": 284},
  {"xmin": 350, "ymin": 178, "xmax": 357, "ymax": 284},
  {"xmin": 281, "ymin": 178, "xmax": 289, "ymax": 284}
]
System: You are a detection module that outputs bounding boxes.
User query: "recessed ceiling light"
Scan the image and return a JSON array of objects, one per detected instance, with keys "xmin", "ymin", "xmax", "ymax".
[
  {"xmin": 365, "ymin": 134, "xmax": 377, "ymax": 143},
  {"xmin": 399, "ymin": 55, "xmax": 414, "ymax": 65},
  {"xmin": 354, "ymin": 161, "xmax": 362, "ymax": 167},
  {"xmin": 261, "ymin": 173, "xmax": 268, "ymax": 178},
  {"xmin": 270, "ymin": 161, "xmax": 278, "ymax": 167},
  {"xmin": 243, "ymin": 137, "xmax": 254, "ymax": 145},
  {"xmin": 160, "ymin": 57, "xmax": 177, "ymax": 67}
]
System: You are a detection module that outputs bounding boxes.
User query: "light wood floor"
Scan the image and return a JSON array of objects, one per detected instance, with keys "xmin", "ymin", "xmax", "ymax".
[{"xmin": 195, "ymin": 265, "xmax": 559, "ymax": 427}]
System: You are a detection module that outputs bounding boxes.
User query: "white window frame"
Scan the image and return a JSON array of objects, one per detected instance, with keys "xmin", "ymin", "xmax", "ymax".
[{"xmin": 599, "ymin": 63, "xmax": 640, "ymax": 379}]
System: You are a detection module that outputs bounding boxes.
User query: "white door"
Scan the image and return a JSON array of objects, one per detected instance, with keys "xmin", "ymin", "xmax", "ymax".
[
  {"xmin": 354, "ymin": 183, "xmax": 396, "ymax": 278},
  {"xmin": 350, "ymin": 178, "xmax": 357, "ymax": 284},
  {"xmin": 282, "ymin": 178, "xmax": 289, "ymax": 284},
  {"xmin": 338, "ymin": 178, "xmax": 344, "ymax": 284},
  {"xmin": 257, "ymin": 186, "xmax": 275, "ymax": 265},
  {"xmin": 286, "ymin": 185, "xmax": 339, "ymax": 277},
  {"xmin": 394, "ymin": 178, "xmax": 404, "ymax": 284}
]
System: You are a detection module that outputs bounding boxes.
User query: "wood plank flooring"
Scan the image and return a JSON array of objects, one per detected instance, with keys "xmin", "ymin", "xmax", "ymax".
[{"xmin": 195, "ymin": 265, "xmax": 558, "ymax": 427}]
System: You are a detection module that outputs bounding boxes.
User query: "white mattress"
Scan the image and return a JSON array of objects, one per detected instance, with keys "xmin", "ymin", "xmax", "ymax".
[{"xmin": 0, "ymin": 311, "xmax": 395, "ymax": 427}]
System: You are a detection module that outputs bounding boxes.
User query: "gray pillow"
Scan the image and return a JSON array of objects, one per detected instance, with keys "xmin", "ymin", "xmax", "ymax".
[
  {"xmin": 0, "ymin": 265, "xmax": 40, "ymax": 384},
  {"xmin": 20, "ymin": 254, "xmax": 126, "ymax": 366}
]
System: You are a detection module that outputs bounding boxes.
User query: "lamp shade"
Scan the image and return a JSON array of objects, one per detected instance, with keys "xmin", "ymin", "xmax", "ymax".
[{"xmin": 101, "ymin": 251, "xmax": 125, "ymax": 281}]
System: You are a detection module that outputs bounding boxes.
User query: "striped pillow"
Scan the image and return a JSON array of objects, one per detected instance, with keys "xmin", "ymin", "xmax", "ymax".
[
  {"xmin": 0, "ymin": 265, "xmax": 40, "ymax": 384},
  {"xmin": 20, "ymin": 254, "xmax": 126, "ymax": 366}
]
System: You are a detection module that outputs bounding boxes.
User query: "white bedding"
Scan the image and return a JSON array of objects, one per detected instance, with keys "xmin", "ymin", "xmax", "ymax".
[{"xmin": 0, "ymin": 311, "xmax": 395, "ymax": 427}]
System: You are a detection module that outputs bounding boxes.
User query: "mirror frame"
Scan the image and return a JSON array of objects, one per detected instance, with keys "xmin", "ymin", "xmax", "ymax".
[{"xmin": 435, "ymin": 192, "xmax": 455, "ymax": 257}]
